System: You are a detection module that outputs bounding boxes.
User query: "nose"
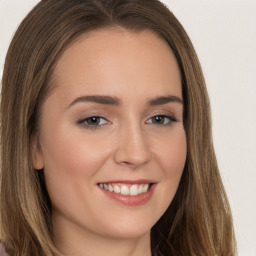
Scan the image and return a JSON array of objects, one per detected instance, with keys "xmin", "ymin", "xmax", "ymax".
[{"xmin": 114, "ymin": 123, "xmax": 152, "ymax": 168}]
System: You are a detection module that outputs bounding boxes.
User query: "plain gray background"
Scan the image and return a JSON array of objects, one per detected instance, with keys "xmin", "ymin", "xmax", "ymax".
[{"xmin": 0, "ymin": 0, "xmax": 256, "ymax": 255}]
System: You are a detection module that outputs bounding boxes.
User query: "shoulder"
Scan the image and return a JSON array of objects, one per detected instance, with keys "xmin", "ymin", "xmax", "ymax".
[{"xmin": 0, "ymin": 240, "xmax": 9, "ymax": 256}]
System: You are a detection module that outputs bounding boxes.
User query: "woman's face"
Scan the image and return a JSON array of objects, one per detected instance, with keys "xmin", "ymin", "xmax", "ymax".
[{"xmin": 32, "ymin": 28, "xmax": 186, "ymax": 240}]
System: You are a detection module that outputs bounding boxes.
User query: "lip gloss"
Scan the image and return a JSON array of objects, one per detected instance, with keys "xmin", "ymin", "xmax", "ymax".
[{"xmin": 99, "ymin": 183, "xmax": 156, "ymax": 206}]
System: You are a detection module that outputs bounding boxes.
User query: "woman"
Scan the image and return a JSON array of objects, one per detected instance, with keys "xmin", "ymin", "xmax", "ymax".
[{"xmin": 0, "ymin": 0, "xmax": 236, "ymax": 255}]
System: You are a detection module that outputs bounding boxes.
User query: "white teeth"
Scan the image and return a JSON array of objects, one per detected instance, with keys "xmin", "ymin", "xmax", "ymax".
[
  {"xmin": 130, "ymin": 185, "xmax": 139, "ymax": 196},
  {"xmin": 142, "ymin": 184, "xmax": 149, "ymax": 193},
  {"xmin": 108, "ymin": 184, "xmax": 114, "ymax": 192},
  {"xmin": 99, "ymin": 183, "xmax": 152, "ymax": 196},
  {"xmin": 138, "ymin": 184, "xmax": 143, "ymax": 194},
  {"xmin": 114, "ymin": 185, "xmax": 121, "ymax": 193},
  {"xmin": 120, "ymin": 185, "xmax": 130, "ymax": 195}
]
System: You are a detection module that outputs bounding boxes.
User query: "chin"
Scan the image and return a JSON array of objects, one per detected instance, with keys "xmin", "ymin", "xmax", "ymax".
[
  {"xmin": 101, "ymin": 224, "xmax": 151, "ymax": 240},
  {"xmin": 92, "ymin": 213, "xmax": 158, "ymax": 239}
]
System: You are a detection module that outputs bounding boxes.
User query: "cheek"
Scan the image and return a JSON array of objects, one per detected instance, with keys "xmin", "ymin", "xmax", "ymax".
[
  {"xmin": 154, "ymin": 128, "xmax": 187, "ymax": 195},
  {"xmin": 40, "ymin": 127, "xmax": 112, "ymax": 203},
  {"xmin": 42, "ymin": 127, "xmax": 111, "ymax": 173},
  {"xmin": 165, "ymin": 131, "xmax": 187, "ymax": 175}
]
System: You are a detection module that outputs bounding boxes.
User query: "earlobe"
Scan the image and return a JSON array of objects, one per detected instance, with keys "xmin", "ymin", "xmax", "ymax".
[{"xmin": 31, "ymin": 135, "xmax": 44, "ymax": 170}]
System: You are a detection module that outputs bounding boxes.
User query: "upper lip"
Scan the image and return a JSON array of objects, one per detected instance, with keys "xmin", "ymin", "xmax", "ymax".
[{"xmin": 97, "ymin": 179, "xmax": 156, "ymax": 184}]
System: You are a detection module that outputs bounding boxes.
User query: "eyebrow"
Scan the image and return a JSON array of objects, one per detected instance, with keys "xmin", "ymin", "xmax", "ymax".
[
  {"xmin": 67, "ymin": 94, "xmax": 183, "ymax": 109},
  {"xmin": 149, "ymin": 95, "xmax": 183, "ymax": 105}
]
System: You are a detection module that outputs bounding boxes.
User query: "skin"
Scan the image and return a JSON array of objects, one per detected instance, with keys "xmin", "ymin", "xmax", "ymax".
[{"xmin": 32, "ymin": 27, "xmax": 187, "ymax": 256}]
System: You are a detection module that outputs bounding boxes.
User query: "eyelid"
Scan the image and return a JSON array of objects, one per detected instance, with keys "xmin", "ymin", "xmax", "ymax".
[
  {"xmin": 145, "ymin": 114, "xmax": 178, "ymax": 125},
  {"xmin": 77, "ymin": 116, "xmax": 111, "ymax": 130},
  {"xmin": 76, "ymin": 113, "xmax": 178, "ymax": 131}
]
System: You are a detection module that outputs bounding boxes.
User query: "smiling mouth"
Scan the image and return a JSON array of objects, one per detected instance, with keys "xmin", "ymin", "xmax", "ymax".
[{"xmin": 97, "ymin": 183, "xmax": 153, "ymax": 196}]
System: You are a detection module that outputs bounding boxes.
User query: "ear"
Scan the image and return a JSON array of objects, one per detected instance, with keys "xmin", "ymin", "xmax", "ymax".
[{"xmin": 30, "ymin": 135, "xmax": 44, "ymax": 170}]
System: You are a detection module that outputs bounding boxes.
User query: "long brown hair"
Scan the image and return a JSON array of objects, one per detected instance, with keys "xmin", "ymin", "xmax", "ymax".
[{"xmin": 0, "ymin": 0, "xmax": 236, "ymax": 255}]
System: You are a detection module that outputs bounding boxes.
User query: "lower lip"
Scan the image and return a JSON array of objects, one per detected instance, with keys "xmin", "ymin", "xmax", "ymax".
[{"xmin": 99, "ymin": 184, "xmax": 156, "ymax": 206}]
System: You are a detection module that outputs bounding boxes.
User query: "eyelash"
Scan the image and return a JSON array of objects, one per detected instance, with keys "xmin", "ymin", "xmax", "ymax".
[{"xmin": 77, "ymin": 115, "xmax": 177, "ymax": 130}]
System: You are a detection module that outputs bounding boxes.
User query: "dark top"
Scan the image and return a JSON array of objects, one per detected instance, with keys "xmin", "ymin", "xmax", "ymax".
[{"xmin": 0, "ymin": 241, "xmax": 8, "ymax": 256}]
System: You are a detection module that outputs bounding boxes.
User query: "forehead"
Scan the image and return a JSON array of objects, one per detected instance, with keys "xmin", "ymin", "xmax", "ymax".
[{"xmin": 50, "ymin": 27, "xmax": 182, "ymax": 105}]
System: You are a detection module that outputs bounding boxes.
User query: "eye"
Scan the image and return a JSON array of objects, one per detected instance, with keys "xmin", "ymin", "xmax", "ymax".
[
  {"xmin": 77, "ymin": 116, "xmax": 110, "ymax": 130},
  {"xmin": 146, "ymin": 115, "xmax": 177, "ymax": 126}
]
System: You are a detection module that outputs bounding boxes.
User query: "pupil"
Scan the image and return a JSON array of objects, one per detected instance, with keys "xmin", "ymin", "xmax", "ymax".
[
  {"xmin": 88, "ymin": 117, "xmax": 99, "ymax": 125},
  {"xmin": 154, "ymin": 116, "xmax": 163, "ymax": 124}
]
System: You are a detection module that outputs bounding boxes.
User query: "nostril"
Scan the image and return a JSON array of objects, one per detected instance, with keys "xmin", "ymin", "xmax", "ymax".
[{"xmin": 123, "ymin": 161, "xmax": 132, "ymax": 165}]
